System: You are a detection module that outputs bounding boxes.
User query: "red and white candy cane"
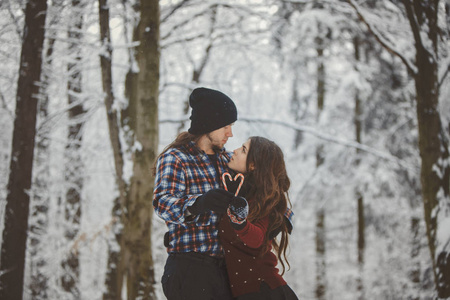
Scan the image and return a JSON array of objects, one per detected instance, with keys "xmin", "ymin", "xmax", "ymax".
[{"xmin": 222, "ymin": 172, "xmax": 245, "ymax": 196}]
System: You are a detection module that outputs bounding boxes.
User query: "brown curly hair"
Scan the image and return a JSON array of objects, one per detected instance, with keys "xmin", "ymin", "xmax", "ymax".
[{"xmin": 242, "ymin": 136, "xmax": 292, "ymax": 275}]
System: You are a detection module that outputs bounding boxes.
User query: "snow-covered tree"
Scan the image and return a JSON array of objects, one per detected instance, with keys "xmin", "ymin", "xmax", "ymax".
[{"xmin": 348, "ymin": 0, "xmax": 450, "ymax": 296}]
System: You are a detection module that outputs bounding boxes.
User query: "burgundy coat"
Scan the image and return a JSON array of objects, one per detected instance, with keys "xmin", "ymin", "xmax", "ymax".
[{"xmin": 218, "ymin": 213, "xmax": 287, "ymax": 297}]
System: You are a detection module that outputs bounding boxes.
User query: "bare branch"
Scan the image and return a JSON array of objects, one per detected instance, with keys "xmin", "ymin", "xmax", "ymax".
[
  {"xmin": 402, "ymin": 0, "xmax": 424, "ymax": 50},
  {"xmin": 6, "ymin": 2, "xmax": 23, "ymax": 41},
  {"xmin": 0, "ymin": 91, "xmax": 13, "ymax": 118},
  {"xmin": 160, "ymin": 116, "xmax": 417, "ymax": 171},
  {"xmin": 346, "ymin": 0, "xmax": 418, "ymax": 76},
  {"xmin": 161, "ymin": 0, "xmax": 191, "ymax": 23},
  {"xmin": 161, "ymin": 7, "xmax": 212, "ymax": 41},
  {"xmin": 439, "ymin": 63, "xmax": 450, "ymax": 89}
]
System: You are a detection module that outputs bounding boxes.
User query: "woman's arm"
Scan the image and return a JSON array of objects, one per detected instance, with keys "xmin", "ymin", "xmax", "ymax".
[{"xmin": 233, "ymin": 217, "xmax": 269, "ymax": 249}]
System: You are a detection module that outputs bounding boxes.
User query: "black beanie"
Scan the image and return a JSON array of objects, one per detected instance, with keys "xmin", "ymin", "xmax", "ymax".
[{"xmin": 188, "ymin": 87, "xmax": 237, "ymax": 135}]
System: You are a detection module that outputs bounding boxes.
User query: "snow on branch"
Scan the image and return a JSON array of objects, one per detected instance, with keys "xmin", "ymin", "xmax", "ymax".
[
  {"xmin": 240, "ymin": 117, "xmax": 415, "ymax": 170},
  {"xmin": 346, "ymin": 0, "xmax": 418, "ymax": 76},
  {"xmin": 161, "ymin": 0, "xmax": 191, "ymax": 24},
  {"xmin": 160, "ymin": 116, "xmax": 417, "ymax": 171}
]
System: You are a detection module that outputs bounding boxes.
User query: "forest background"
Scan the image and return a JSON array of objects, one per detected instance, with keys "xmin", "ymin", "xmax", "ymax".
[{"xmin": 0, "ymin": 0, "xmax": 449, "ymax": 299}]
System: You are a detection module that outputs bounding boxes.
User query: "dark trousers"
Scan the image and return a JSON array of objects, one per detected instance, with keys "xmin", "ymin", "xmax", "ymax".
[
  {"xmin": 162, "ymin": 252, "xmax": 233, "ymax": 300},
  {"xmin": 235, "ymin": 282, "xmax": 299, "ymax": 300}
]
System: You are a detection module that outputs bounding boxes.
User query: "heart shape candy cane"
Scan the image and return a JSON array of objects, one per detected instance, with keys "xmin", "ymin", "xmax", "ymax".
[{"xmin": 222, "ymin": 172, "xmax": 245, "ymax": 196}]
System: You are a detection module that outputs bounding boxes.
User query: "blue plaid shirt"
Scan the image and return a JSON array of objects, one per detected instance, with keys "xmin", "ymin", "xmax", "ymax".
[{"xmin": 153, "ymin": 141, "xmax": 232, "ymax": 256}]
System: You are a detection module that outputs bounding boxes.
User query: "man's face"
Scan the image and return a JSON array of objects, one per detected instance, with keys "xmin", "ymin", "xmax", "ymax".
[{"xmin": 206, "ymin": 124, "xmax": 234, "ymax": 151}]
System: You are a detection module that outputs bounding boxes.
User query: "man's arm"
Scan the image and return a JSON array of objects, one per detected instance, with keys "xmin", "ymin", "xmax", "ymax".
[
  {"xmin": 153, "ymin": 151, "xmax": 234, "ymax": 224},
  {"xmin": 153, "ymin": 152, "xmax": 199, "ymax": 224}
]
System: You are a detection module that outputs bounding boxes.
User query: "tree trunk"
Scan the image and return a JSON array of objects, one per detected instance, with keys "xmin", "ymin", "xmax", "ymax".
[
  {"xmin": 120, "ymin": 0, "xmax": 160, "ymax": 298},
  {"xmin": 290, "ymin": 67, "xmax": 304, "ymax": 149},
  {"xmin": 409, "ymin": 216, "xmax": 421, "ymax": 300},
  {"xmin": 315, "ymin": 24, "xmax": 327, "ymax": 300},
  {"xmin": 0, "ymin": 0, "xmax": 48, "ymax": 299},
  {"xmin": 356, "ymin": 194, "xmax": 365, "ymax": 298},
  {"xmin": 61, "ymin": 0, "xmax": 85, "ymax": 296},
  {"xmin": 316, "ymin": 46, "xmax": 325, "ymax": 115},
  {"xmin": 103, "ymin": 198, "xmax": 123, "ymax": 300},
  {"xmin": 353, "ymin": 35, "xmax": 365, "ymax": 300},
  {"xmin": 403, "ymin": 1, "xmax": 450, "ymax": 296},
  {"xmin": 98, "ymin": 0, "xmax": 128, "ymax": 298},
  {"xmin": 315, "ymin": 29, "xmax": 325, "ymax": 165},
  {"xmin": 315, "ymin": 209, "xmax": 326, "ymax": 300},
  {"xmin": 28, "ymin": 9, "xmax": 59, "ymax": 297}
]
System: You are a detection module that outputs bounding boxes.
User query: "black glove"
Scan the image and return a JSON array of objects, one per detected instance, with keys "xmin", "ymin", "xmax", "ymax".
[
  {"xmin": 188, "ymin": 189, "xmax": 234, "ymax": 215},
  {"xmin": 223, "ymin": 174, "xmax": 244, "ymax": 196}
]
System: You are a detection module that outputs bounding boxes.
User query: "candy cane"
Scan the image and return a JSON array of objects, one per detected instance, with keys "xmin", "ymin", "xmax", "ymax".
[{"xmin": 222, "ymin": 172, "xmax": 245, "ymax": 196}]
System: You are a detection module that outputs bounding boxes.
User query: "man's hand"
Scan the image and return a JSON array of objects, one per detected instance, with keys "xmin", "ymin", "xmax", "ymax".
[
  {"xmin": 188, "ymin": 189, "xmax": 234, "ymax": 215},
  {"xmin": 223, "ymin": 174, "xmax": 244, "ymax": 196}
]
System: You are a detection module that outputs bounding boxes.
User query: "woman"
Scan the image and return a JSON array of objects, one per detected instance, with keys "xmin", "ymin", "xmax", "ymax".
[{"xmin": 219, "ymin": 136, "xmax": 298, "ymax": 300}]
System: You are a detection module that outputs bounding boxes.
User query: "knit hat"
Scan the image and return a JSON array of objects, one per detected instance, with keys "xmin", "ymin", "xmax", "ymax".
[{"xmin": 188, "ymin": 87, "xmax": 237, "ymax": 135}]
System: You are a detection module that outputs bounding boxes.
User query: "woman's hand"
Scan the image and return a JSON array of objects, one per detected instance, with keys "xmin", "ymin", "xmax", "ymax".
[{"xmin": 227, "ymin": 196, "xmax": 248, "ymax": 229}]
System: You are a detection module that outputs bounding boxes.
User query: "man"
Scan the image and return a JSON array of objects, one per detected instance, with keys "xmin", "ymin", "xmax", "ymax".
[{"xmin": 153, "ymin": 87, "xmax": 237, "ymax": 299}]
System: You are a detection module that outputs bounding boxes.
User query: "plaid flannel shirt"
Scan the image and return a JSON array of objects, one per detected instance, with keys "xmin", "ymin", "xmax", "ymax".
[{"xmin": 153, "ymin": 141, "xmax": 232, "ymax": 257}]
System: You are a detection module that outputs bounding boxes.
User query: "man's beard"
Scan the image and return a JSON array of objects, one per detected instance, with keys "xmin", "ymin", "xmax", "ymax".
[{"xmin": 207, "ymin": 133, "xmax": 223, "ymax": 151}]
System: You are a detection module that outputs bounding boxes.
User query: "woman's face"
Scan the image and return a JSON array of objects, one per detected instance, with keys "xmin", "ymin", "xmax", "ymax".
[{"xmin": 228, "ymin": 139, "xmax": 251, "ymax": 174}]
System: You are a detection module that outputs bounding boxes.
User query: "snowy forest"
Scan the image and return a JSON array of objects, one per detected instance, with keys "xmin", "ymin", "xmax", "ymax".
[{"xmin": 0, "ymin": 0, "xmax": 449, "ymax": 299}]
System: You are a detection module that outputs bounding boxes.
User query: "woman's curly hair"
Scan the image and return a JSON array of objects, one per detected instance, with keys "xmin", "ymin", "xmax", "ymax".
[{"xmin": 242, "ymin": 136, "xmax": 292, "ymax": 275}]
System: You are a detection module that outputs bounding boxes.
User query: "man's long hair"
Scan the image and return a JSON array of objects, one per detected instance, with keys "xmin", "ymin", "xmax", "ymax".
[
  {"xmin": 152, "ymin": 131, "xmax": 201, "ymax": 175},
  {"xmin": 243, "ymin": 136, "xmax": 292, "ymax": 275}
]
